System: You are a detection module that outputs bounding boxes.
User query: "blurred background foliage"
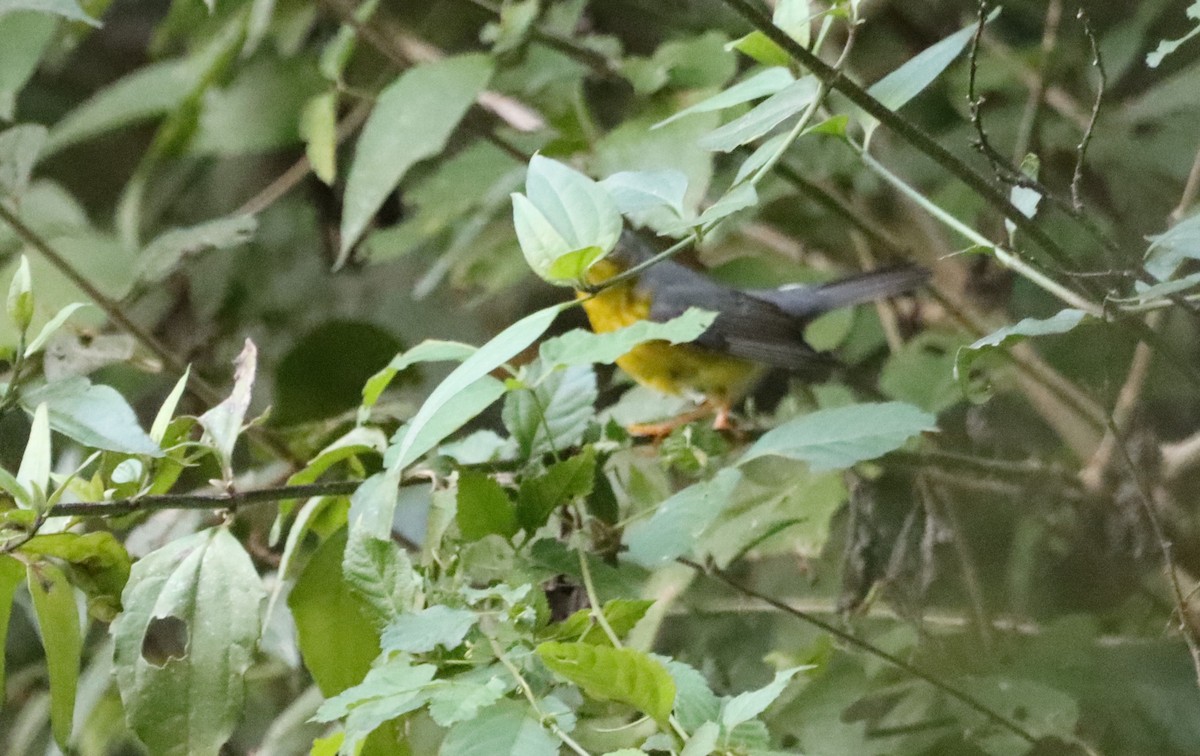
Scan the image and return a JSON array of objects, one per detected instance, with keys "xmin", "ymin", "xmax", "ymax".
[{"xmin": 4, "ymin": 0, "xmax": 1200, "ymax": 753}]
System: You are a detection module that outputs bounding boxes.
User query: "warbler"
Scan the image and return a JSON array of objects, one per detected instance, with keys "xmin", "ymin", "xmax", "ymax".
[{"xmin": 578, "ymin": 234, "xmax": 927, "ymax": 427}]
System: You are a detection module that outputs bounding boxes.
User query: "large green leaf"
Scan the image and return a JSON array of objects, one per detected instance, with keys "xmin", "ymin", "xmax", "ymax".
[
  {"xmin": 739, "ymin": 402, "xmax": 937, "ymax": 470},
  {"xmin": 289, "ymin": 528, "xmax": 380, "ymax": 698},
  {"xmin": 111, "ymin": 527, "xmax": 266, "ymax": 756},
  {"xmin": 386, "ymin": 302, "xmax": 567, "ymax": 472},
  {"xmin": 0, "ymin": 12, "xmax": 57, "ymax": 121},
  {"xmin": 379, "ymin": 605, "xmax": 477, "ymax": 654},
  {"xmin": 721, "ymin": 666, "xmax": 808, "ymax": 728},
  {"xmin": 440, "ymin": 699, "xmax": 559, "ymax": 756},
  {"xmin": 20, "ymin": 377, "xmax": 162, "ymax": 456},
  {"xmin": 313, "ymin": 655, "xmax": 438, "ymax": 750},
  {"xmin": 341, "ymin": 533, "xmax": 419, "ymax": 627},
  {"xmin": 536, "ymin": 641, "xmax": 676, "ymax": 725},
  {"xmin": 1145, "ymin": 210, "xmax": 1200, "ymax": 281},
  {"xmin": 27, "ymin": 560, "xmax": 82, "ymax": 750},
  {"xmin": 339, "ymin": 54, "xmax": 494, "ymax": 259},
  {"xmin": 136, "ymin": 214, "xmax": 256, "ymax": 284}
]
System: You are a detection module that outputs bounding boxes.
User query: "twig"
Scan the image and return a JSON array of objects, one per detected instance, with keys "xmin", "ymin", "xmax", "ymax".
[
  {"xmin": 1012, "ymin": 0, "xmax": 1063, "ymax": 161},
  {"xmin": 1107, "ymin": 418, "xmax": 1200, "ymax": 690},
  {"xmin": 1170, "ymin": 149, "xmax": 1200, "ymax": 225},
  {"xmin": 1071, "ymin": 5, "xmax": 1104, "ymax": 213},
  {"xmin": 679, "ymin": 558, "xmax": 1039, "ymax": 744},
  {"xmin": 923, "ymin": 480, "xmax": 993, "ymax": 650},
  {"xmin": 716, "ymin": 0, "xmax": 1085, "ymax": 280},
  {"xmin": 47, "ymin": 480, "xmax": 362, "ymax": 518}
]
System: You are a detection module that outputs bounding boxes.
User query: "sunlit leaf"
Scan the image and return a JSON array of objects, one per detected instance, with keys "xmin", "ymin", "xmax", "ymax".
[
  {"xmin": 624, "ymin": 467, "xmax": 742, "ymax": 567},
  {"xmin": 698, "ymin": 76, "xmax": 819, "ymax": 152},
  {"xmin": 27, "ymin": 560, "xmax": 82, "ymax": 749},
  {"xmin": 654, "ymin": 67, "xmax": 794, "ymax": 128}
]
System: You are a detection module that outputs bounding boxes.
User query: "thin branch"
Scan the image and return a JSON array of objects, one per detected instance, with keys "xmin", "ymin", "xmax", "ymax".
[
  {"xmin": 47, "ymin": 480, "xmax": 361, "ymax": 518},
  {"xmin": 716, "ymin": 0, "xmax": 1085, "ymax": 280},
  {"xmin": 1170, "ymin": 148, "xmax": 1200, "ymax": 225},
  {"xmin": 1071, "ymin": 5, "xmax": 1104, "ymax": 213},
  {"xmin": 1107, "ymin": 418, "xmax": 1200, "ymax": 689},
  {"xmin": 1012, "ymin": 0, "xmax": 1064, "ymax": 161},
  {"xmin": 679, "ymin": 558, "xmax": 1039, "ymax": 745}
]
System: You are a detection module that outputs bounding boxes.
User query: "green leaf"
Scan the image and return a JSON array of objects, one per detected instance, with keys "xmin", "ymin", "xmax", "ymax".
[
  {"xmin": 16, "ymin": 400, "xmax": 50, "ymax": 503},
  {"xmin": 27, "ymin": 560, "xmax": 82, "ymax": 749},
  {"xmin": 879, "ymin": 331, "xmax": 968, "ymax": 414},
  {"xmin": 654, "ymin": 67, "xmax": 794, "ymax": 128},
  {"xmin": 953, "ymin": 309, "xmax": 1092, "ymax": 393},
  {"xmin": 0, "ymin": 555, "xmax": 23, "ymax": 700},
  {"xmin": 694, "ymin": 182, "xmax": 758, "ymax": 226},
  {"xmin": 537, "ymin": 641, "xmax": 676, "ymax": 725},
  {"xmin": 517, "ymin": 448, "xmax": 596, "ymax": 533},
  {"xmin": 0, "ymin": 124, "xmax": 47, "ymax": 199},
  {"xmin": 388, "ymin": 376, "xmax": 508, "ymax": 470},
  {"xmin": 739, "ymin": 402, "xmax": 937, "ymax": 470},
  {"xmin": 21, "ymin": 531, "xmax": 130, "ymax": 621},
  {"xmin": 426, "ymin": 673, "xmax": 509, "ymax": 726},
  {"xmin": 136, "ymin": 214, "xmax": 257, "ymax": 284},
  {"xmin": 150, "ymin": 367, "xmax": 191, "ymax": 444},
  {"xmin": 6, "ymin": 253, "xmax": 33, "ymax": 333},
  {"xmin": 0, "ymin": 0, "xmax": 99, "ymax": 25},
  {"xmin": 111, "ymin": 527, "xmax": 266, "ymax": 756},
  {"xmin": 863, "ymin": 11, "xmax": 996, "ymax": 137},
  {"xmin": 624, "ymin": 467, "xmax": 742, "ymax": 567},
  {"xmin": 289, "ymin": 528, "xmax": 380, "ymax": 698},
  {"xmin": 0, "ymin": 12, "xmax": 57, "ymax": 121},
  {"xmin": 698, "ymin": 76, "xmax": 819, "ymax": 152},
  {"xmin": 600, "ymin": 169, "xmax": 689, "ymax": 226},
  {"xmin": 503, "ymin": 363, "xmax": 596, "ymax": 458},
  {"xmin": 546, "ymin": 245, "xmax": 605, "ymax": 282},
  {"xmin": 721, "ymin": 666, "xmax": 808, "ymax": 727},
  {"xmin": 440, "ymin": 699, "xmax": 559, "ymax": 756},
  {"xmin": 313, "ymin": 655, "xmax": 437, "ymax": 750},
  {"xmin": 539, "ymin": 308, "xmax": 717, "ymax": 369},
  {"xmin": 1145, "ymin": 210, "xmax": 1200, "ymax": 280},
  {"xmin": 387, "ymin": 303, "xmax": 567, "ymax": 472},
  {"xmin": 662, "ymin": 658, "xmax": 720, "ymax": 732},
  {"xmin": 339, "ymin": 54, "xmax": 494, "ymax": 259},
  {"xmin": 552, "ymin": 597, "xmax": 653, "ymax": 645},
  {"xmin": 198, "ymin": 339, "xmax": 257, "ymax": 479},
  {"xmin": 341, "ymin": 534, "xmax": 419, "ymax": 627},
  {"xmin": 301, "ymin": 90, "xmax": 338, "ymax": 185},
  {"xmin": 512, "ymin": 154, "xmax": 623, "ymax": 285},
  {"xmin": 457, "ymin": 470, "xmax": 519, "ymax": 541},
  {"xmin": 360, "ymin": 339, "xmax": 477, "ymax": 417},
  {"xmin": 380, "ymin": 604, "xmax": 477, "ymax": 653},
  {"xmin": 24, "ymin": 302, "xmax": 88, "ymax": 357}
]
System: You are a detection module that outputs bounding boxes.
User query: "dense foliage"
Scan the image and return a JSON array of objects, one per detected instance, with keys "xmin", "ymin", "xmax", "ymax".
[{"xmin": 3, "ymin": 0, "xmax": 1200, "ymax": 754}]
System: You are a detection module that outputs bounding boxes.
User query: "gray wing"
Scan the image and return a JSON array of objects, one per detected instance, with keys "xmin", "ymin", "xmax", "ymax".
[{"xmin": 636, "ymin": 259, "xmax": 834, "ymax": 374}]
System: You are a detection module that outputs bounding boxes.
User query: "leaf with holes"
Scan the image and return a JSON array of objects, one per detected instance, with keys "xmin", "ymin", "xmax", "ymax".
[
  {"xmin": 537, "ymin": 641, "xmax": 676, "ymax": 725},
  {"xmin": 111, "ymin": 527, "xmax": 266, "ymax": 756}
]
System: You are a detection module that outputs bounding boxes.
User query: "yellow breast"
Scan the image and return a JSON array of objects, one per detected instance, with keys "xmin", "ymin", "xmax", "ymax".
[{"xmin": 577, "ymin": 260, "xmax": 760, "ymax": 404}]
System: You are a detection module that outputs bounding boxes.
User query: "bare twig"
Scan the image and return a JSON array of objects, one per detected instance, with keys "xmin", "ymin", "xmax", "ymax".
[
  {"xmin": 1107, "ymin": 419, "xmax": 1200, "ymax": 689},
  {"xmin": 679, "ymin": 558, "xmax": 1039, "ymax": 745},
  {"xmin": 46, "ymin": 480, "xmax": 362, "ymax": 519},
  {"xmin": 1071, "ymin": 5, "xmax": 1104, "ymax": 212},
  {"xmin": 1012, "ymin": 0, "xmax": 1063, "ymax": 161}
]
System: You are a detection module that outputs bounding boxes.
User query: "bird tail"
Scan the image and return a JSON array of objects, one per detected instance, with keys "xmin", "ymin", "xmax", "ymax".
[{"xmin": 753, "ymin": 265, "xmax": 929, "ymax": 321}]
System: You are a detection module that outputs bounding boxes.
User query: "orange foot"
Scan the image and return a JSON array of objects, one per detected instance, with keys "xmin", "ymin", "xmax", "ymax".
[{"xmin": 627, "ymin": 402, "xmax": 737, "ymax": 438}]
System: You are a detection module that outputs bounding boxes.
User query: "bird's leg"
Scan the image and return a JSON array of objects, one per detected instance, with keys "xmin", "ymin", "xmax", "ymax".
[
  {"xmin": 627, "ymin": 403, "xmax": 715, "ymax": 438},
  {"xmin": 712, "ymin": 403, "xmax": 734, "ymax": 431}
]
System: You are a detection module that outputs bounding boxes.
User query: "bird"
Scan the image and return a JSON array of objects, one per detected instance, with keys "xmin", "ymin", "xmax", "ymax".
[{"xmin": 577, "ymin": 233, "xmax": 928, "ymax": 431}]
